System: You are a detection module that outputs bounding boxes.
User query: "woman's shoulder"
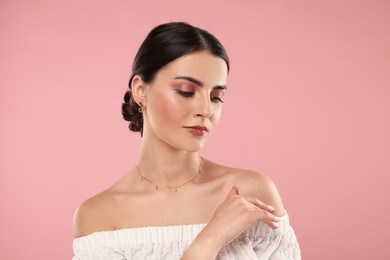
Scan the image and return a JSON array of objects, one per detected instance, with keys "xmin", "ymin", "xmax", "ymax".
[
  {"xmin": 72, "ymin": 188, "xmax": 121, "ymax": 238},
  {"xmin": 207, "ymin": 160, "xmax": 285, "ymax": 217},
  {"xmin": 73, "ymin": 171, "xmax": 140, "ymax": 238}
]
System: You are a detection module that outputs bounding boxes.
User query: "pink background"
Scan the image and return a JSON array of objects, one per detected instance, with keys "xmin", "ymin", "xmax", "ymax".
[{"xmin": 1, "ymin": 0, "xmax": 389, "ymax": 259}]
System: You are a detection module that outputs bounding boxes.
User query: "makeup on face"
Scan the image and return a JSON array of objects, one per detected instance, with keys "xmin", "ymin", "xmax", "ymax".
[
  {"xmin": 183, "ymin": 125, "xmax": 209, "ymax": 136},
  {"xmin": 172, "ymin": 76, "xmax": 226, "ymax": 103}
]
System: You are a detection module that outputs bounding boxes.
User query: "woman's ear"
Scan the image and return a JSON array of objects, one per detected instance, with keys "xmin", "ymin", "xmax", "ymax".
[{"xmin": 131, "ymin": 75, "xmax": 147, "ymax": 109}]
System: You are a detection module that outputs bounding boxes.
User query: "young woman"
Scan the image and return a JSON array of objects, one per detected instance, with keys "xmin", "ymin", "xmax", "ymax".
[{"xmin": 73, "ymin": 22, "xmax": 301, "ymax": 259}]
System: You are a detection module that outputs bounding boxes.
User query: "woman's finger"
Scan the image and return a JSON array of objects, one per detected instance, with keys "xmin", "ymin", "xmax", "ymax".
[
  {"xmin": 245, "ymin": 196, "xmax": 276, "ymax": 214},
  {"xmin": 226, "ymin": 185, "xmax": 239, "ymax": 199}
]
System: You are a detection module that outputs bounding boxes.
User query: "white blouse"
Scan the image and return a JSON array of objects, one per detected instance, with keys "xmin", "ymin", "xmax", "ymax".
[{"xmin": 73, "ymin": 211, "xmax": 301, "ymax": 260}]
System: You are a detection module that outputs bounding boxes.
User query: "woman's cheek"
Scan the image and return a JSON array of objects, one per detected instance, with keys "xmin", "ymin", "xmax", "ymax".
[{"xmin": 154, "ymin": 92, "xmax": 185, "ymax": 122}]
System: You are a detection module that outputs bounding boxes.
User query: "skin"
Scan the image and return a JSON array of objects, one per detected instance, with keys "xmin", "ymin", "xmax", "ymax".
[{"xmin": 73, "ymin": 50, "xmax": 285, "ymax": 259}]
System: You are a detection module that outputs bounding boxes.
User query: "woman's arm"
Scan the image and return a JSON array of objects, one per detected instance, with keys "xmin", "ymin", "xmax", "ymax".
[{"xmin": 181, "ymin": 185, "xmax": 280, "ymax": 259}]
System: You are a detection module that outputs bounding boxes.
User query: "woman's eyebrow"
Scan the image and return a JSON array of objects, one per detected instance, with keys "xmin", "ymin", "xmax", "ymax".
[{"xmin": 174, "ymin": 76, "xmax": 227, "ymax": 90}]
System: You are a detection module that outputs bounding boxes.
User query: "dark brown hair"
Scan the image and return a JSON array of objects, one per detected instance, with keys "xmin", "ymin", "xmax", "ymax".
[{"xmin": 121, "ymin": 22, "xmax": 230, "ymax": 135}]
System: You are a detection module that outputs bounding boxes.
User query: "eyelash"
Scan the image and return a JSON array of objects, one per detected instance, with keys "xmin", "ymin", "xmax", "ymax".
[{"xmin": 175, "ymin": 90, "xmax": 224, "ymax": 103}]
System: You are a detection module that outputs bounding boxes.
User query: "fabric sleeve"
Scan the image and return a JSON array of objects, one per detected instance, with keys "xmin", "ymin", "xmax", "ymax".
[
  {"xmin": 73, "ymin": 234, "xmax": 127, "ymax": 260},
  {"xmin": 252, "ymin": 212, "xmax": 301, "ymax": 260},
  {"xmin": 72, "ymin": 247, "xmax": 126, "ymax": 260}
]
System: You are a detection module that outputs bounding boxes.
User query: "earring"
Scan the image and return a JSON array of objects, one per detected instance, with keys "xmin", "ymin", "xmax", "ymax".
[{"xmin": 138, "ymin": 107, "xmax": 143, "ymax": 113}]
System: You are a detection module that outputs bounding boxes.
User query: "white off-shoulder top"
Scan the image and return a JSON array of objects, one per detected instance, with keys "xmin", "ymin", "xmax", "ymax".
[{"xmin": 73, "ymin": 211, "xmax": 301, "ymax": 260}]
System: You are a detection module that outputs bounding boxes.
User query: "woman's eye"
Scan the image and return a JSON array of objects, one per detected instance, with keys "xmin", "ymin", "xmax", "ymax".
[
  {"xmin": 176, "ymin": 89, "xmax": 223, "ymax": 103},
  {"xmin": 176, "ymin": 90, "xmax": 194, "ymax": 98},
  {"xmin": 211, "ymin": 96, "xmax": 224, "ymax": 103}
]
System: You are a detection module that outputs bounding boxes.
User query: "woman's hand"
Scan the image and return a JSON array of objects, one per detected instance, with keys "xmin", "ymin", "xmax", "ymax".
[
  {"xmin": 181, "ymin": 185, "xmax": 280, "ymax": 259},
  {"xmin": 205, "ymin": 185, "xmax": 280, "ymax": 244}
]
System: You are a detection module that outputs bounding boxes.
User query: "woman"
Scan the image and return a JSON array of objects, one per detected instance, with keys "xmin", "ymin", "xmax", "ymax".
[{"xmin": 73, "ymin": 22, "xmax": 301, "ymax": 259}]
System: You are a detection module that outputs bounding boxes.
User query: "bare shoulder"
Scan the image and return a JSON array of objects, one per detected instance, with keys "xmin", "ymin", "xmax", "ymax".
[
  {"xmin": 233, "ymin": 168, "xmax": 285, "ymax": 216},
  {"xmin": 209, "ymin": 161, "xmax": 285, "ymax": 217},
  {"xmin": 72, "ymin": 189, "xmax": 116, "ymax": 238}
]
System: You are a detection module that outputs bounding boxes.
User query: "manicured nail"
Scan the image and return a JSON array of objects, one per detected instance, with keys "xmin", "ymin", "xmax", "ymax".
[
  {"xmin": 268, "ymin": 205, "xmax": 275, "ymax": 212},
  {"xmin": 274, "ymin": 217, "xmax": 280, "ymax": 222},
  {"xmin": 274, "ymin": 223, "xmax": 280, "ymax": 228}
]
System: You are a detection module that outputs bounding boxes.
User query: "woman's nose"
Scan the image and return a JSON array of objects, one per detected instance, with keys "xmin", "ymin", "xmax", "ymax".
[{"xmin": 194, "ymin": 93, "xmax": 213, "ymax": 118}]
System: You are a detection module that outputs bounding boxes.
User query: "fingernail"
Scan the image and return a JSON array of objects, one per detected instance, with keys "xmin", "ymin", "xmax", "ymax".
[
  {"xmin": 269, "ymin": 205, "xmax": 275, "ymax": 212},
  {"xmin": 274, "ymin": 217, "xmax": 280, "ymax": 222},
  {"xmin": 274, "ymin": 223, "xmax": 279, "ymax": 228}
]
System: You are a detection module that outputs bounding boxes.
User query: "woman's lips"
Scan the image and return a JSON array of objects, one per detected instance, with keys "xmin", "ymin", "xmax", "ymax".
[{"xmin": 184, "ymin": 126, "xmax": 208, "ymax": 136}]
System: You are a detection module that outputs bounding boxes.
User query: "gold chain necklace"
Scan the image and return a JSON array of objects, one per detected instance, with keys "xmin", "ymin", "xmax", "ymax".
[{"xmin": 134, "ymin": 157, "xmax": 204, "ymax": 192}]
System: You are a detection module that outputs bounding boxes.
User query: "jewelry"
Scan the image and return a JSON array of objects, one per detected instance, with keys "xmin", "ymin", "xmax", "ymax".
[
  {"xmin": 134, "ymin": 157, "xmax": 204, "ymax": 192},
  {"xmin": 138, "ymin": 102, "xmax": 143, "ymax": 113}
]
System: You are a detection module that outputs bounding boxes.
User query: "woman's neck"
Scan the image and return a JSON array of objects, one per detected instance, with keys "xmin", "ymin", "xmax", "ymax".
[{"xmin": 135, "ymin": 138, "xmax": 202, "ymax": 187}]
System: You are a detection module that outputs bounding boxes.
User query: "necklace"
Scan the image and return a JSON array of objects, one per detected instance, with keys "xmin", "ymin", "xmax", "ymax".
[{"xmin": 134, "ymin": 157, "xmax": 204, "ymax": 192}]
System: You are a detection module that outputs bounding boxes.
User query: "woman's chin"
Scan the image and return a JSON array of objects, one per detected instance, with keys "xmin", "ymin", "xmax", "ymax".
[{"xmin": 170, "ymin": 140, "xmax": 207, "ymax": 153}]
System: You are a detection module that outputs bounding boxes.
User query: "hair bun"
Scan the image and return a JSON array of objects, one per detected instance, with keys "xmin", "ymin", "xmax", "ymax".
[{"xmin": 121, "ymin": 90, "xmax": 143, "ymax": 133}]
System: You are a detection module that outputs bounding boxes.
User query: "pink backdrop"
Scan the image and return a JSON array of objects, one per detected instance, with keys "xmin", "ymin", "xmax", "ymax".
[{"xmin": 1, "ymin": 0, "xmax": 389, "ymax": 259}]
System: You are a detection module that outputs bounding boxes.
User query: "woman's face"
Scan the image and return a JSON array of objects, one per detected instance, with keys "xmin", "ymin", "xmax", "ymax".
[{"xmin": 143, "ymin": 50, "xmax": 228, "ymax": 152}]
